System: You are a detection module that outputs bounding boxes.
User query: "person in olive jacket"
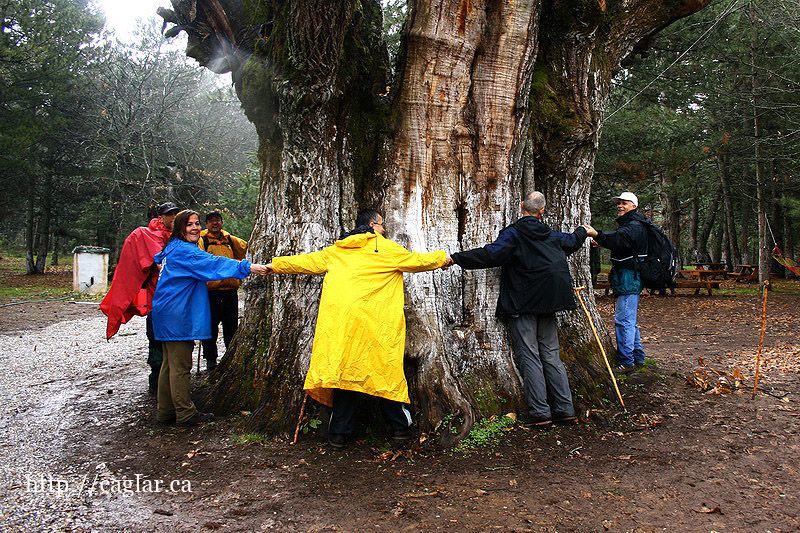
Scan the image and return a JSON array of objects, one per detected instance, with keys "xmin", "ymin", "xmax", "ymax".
[{"xmin": 449, "ymin": 191, "xmax": 589, "ymax": 427}]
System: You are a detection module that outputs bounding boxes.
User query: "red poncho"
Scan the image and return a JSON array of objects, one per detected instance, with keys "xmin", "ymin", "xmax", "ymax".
[{"xmin": 100, "ymin": 218, "xmax": 171, "ymax": 339}]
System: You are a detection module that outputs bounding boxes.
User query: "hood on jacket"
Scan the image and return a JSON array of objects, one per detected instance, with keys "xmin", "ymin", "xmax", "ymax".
[
  {"xmin": 335, "ymin": 231, "xmax": 378, "ymax": 249},
  {"xmin": 148, "ymin": 218, "xmax": 171, "ymax": 234},
  {"xmin": 338, "ymin": 224, "xmax": 375, "ymax": 240},
  {"xmin": 199, "ymin": 228, "xmax": 232, "ymax": 239},
  {"xmin": 616, "ymin": 209, "xmax": 648, "ymax": 226},
  {"xmin": 513, "ymin": 216, "xmax": 552, "ymax": 240}
]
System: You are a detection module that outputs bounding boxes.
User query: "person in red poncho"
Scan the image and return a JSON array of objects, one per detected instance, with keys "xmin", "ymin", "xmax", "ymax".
[{"xmin": 100, "ymin": 202, "xmax": 180, "ymax": 394}]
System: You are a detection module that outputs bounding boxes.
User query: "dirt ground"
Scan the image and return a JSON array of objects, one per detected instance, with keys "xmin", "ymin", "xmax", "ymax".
[{"xmin": 1, "ymin": 279, "xmax": 799, "ymax": 532}]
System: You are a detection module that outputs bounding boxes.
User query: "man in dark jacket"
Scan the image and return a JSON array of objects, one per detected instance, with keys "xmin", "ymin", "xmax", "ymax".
[
  {"xmin": 449, "ymin": 191, "xmax": 589, "ymax": 427},
  {"xmin": 587, "ymin": 192, "xmax": 648, "ymax": 373}
]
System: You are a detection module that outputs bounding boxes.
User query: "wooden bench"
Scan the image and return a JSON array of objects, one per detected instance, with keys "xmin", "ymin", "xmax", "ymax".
[
  {"xmin": 593, "ymin": 280, "xmax": 611, "ymax": 296},
  {"xmin": 673, "ymin": 279, "xmax": 722, "ymax": 295},
  {"xmin": 593, "ymin": 279, "xmax": 720, "ymax": 296}
]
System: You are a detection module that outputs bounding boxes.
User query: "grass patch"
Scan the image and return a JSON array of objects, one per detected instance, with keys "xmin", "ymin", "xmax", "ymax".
[
  {"xmin": 232, "ymin": 432, "xmax": 269, "ymax": 445},
  {"xmin": 453, "ymin": 415, "xmax": 515, "ymax": 454},
  {"xmin": 0, "ymin": 286, "xmax": 73, "ymax": 302}
]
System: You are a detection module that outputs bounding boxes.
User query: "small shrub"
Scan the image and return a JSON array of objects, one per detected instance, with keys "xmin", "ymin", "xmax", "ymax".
[{"xmin": 453, "ymin": 415, "xmax": 515, "ymax": 453}]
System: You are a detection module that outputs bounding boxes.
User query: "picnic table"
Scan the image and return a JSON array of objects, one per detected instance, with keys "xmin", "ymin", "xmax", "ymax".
[
  {"xmin": 729, "ymin": 264, "xmax": 758, "ymax": 283},
  {"xmin": 679, "ymin": 269, "xmax": 728, "ymax": 280},
  {"xmin": 675, "ymin": 269, "xmax": 726, "ymax": 295},
  {"xmin": 692, "ymin": 262, "xmax": 725, "ymax": 271}
]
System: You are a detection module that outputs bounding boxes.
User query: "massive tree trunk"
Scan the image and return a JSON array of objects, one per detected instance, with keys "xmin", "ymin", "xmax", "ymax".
[{"xmin": 161, "ymin": 0, "xmax": 711, "ymax": 440}]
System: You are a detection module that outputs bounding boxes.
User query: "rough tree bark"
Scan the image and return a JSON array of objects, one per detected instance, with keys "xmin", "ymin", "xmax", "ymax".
[{"xmin": 160, "ymin": 0, "xmax": 710, "ymax": 440}]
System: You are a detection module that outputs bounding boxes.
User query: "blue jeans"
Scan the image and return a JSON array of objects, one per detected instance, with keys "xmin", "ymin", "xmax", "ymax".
[{"xmin": 614, "ymin": 294, "xmax": 645, "ymax": 367}]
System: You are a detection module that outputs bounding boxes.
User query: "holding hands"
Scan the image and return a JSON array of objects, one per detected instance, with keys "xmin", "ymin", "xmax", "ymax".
[
  {"xmin": 441, "ymin": 255, "xmax": 455, "ymax": 270},
  {"xmin": 250, "ymin": 263, "xmax": 273, "ymax": 276},
  {"xmin": 582, "ymin": 224, "xmax": 598, "ymax": 238}
]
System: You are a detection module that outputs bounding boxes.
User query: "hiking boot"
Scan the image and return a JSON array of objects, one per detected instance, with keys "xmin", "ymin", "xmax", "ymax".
[
  {"xmin": 392, "ymin": 428, "xmax": 413, "ymax": 442},
  {"xmin": 156, "ymin": 416, "xmax": 176, "ymax": 426},
  {"xmin": 328, "ymin": 433, "xmax": 347, "ymax": 449},
  {"xmin": 518, "ymin": 416, "xmax": 553, "ymax": 429},
  {"xmin": 177, "ymin": 411, "xmax": 215, "ymax": 427},
  {"xmin": 553, "ymin": 414, "xmax": 578, "ymax": 425},
  {"xmin": 634, "ymin": 361, "xmax": 646, "ymax": 370},
  {"xmin": 613, "ymin": 364, "xmax": 635, "ymax": 374}
]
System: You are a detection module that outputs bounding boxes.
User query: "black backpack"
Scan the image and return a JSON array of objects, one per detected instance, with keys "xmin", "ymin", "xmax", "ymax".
[{"xmin": 636, "ymin": 220, "xmax": 678, "ymax": 290}]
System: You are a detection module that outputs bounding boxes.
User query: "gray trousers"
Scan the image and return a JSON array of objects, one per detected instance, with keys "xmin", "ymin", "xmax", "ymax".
[{"xmin": 507, "ymin": 314, "xmax": 575, "ymax": 420}]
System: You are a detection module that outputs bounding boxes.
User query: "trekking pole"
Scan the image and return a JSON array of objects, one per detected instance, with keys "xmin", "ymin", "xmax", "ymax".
[
  {"xmin": 574, "ymin": 286, "xmax": 626, "ymax": 411},
  {"xmin": 752, "ymin": 280, "xmax": 770, "ymax": 398},
  {"xmin": 292, "ymin": 393, "xmax": 309, "ymax": 445}
]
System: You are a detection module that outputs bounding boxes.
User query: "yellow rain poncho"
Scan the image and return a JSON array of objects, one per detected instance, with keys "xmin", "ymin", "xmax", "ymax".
[{"xmin": 272, "ymin": 232, "xmax": 446, "ymax": 407}]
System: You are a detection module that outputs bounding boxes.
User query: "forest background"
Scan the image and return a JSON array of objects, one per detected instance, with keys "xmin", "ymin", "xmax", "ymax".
[{"xmin": 1, "ymin": 0, "xmax": 798, "ymax": 276}]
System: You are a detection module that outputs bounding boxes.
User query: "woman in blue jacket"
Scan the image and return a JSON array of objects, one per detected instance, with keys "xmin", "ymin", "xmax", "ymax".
[{"xmin": 152, "ymin": 209, "xmax": 269, "ymax": 426}]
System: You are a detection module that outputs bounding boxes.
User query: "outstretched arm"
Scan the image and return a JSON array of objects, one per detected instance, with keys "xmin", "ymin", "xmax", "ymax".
[
  {"xmin": 552, "ymin": 226, "xmax": 589, "ymax": 256},
  {"xmin": 271, "ymin": 249, "xmax": 330, "ymax": 275},
  {"xmin": 450, "ymin": 227, "xmax": 518, "ymax": 269}
]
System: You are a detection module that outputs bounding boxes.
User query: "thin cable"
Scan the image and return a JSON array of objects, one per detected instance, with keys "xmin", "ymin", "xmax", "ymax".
[
  {"xmin": 764, "ymin": 214, "xmax": 777, "ymax": 246},
  {"xmin": 605, "ymin": 0, "xmax": 743, "ymax": 122}
]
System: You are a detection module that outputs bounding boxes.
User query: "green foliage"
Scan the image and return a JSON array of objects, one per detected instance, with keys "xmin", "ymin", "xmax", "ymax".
[
  {"xmin": 453, "ymin": 415, "xmax": 515, "ymax": 453},
  {"xmin": 300, "ymin": 417, "xmax": 322, "ymax": 435},
  {"xmin": 0, "ymin": 7, "xmax": 257, "ymax": 265},
  {"xmin": 380, "ymin": 0, "xmax": 407, "ymax": 70},
  {"xmin": 595, "ymin": 0, "xmax": 800, "ymax": 264},
  {"xmin": 233, "ymin": 433, "xmax": 269, "ymax": 445}
]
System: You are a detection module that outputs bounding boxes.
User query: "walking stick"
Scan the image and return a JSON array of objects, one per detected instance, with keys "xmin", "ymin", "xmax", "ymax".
[
  {"xmin": 292, "ymin": 394, "xmax": 309, "ymax": 445},
  {"xmin": 574, "ymin": 286, "xmax": 626, "ymax": 411},
  {"xmin": 752, "ymin": 280, "xmax": 770, "ymax": 398},
  {"xmin": 196, "ymin": 342, "xmax": 202, "ymax": 373}
]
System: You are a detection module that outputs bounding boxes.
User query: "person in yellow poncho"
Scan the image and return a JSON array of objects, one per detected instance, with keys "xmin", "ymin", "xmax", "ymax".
[{"xmin": 266, "ymin": 209, "xmax": 449, "ymax": 448}]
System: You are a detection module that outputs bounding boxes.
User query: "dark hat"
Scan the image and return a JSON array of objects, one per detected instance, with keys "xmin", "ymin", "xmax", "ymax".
[
  {"xmin": 157, "ymin": 202, "xmax": 180, "ymax": 215},
  {"xmin": 205, "ymin": 210, "xmax": 223, "ymax": 221}
]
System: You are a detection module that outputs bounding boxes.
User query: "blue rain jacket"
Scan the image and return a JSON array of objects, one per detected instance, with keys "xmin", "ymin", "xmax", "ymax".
[{"xmin": 151, "ymin": 239, "xmax": 251, "ymax": 341}]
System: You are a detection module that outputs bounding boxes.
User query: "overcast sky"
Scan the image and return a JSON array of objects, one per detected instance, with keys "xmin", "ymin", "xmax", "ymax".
[{"xmin": 96, "ymin": 0, "xmax": 171, "ymax": 42}]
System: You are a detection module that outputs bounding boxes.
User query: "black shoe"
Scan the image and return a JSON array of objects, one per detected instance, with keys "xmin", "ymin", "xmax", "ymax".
[
  {"xmin": 553, "ymin": 414, "xmax": 578, "ymax": 425},
  {"xmin": 613, "ymin": 364, "xmax": 635, "ymax": 374},
  {"xmin": 177, "ymin": 412, "xmax": 215, "ymax": 427},
  {"xmin": 206, "ymin": 360, "xmax": 217, "ymax": 371},
  {"xmin": 328, "ymin": 433, "xmax": 347, "ymax": 449},
  {"xmin": 634, "ymin": 361, "xmax": 645, "ymax": 370},
  {"xmin": 392, "ymin": 428, "xmax": 413, "ymax": 442},
  {"xmin": 519, "ymin": 416, "xmax": 552, "ymax": 428},
  {"xmin": 156, "ymin": 416, "xmax": 176, "ymax": 426}
]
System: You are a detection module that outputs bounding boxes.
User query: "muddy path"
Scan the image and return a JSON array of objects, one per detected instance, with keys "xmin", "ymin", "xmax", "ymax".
[{"xmin": 1, "ymin": 291, "xmax": 798, "ymax": 532}]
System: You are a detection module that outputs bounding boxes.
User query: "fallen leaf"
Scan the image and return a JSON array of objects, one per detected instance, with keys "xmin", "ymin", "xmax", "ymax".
[
  {"xmin": 694, "ymin": 504, "xmax": 722, "ymax": 514},
  {"xmin": 403, "ymin": 490, "xmax": 440, "ymax": 498}
]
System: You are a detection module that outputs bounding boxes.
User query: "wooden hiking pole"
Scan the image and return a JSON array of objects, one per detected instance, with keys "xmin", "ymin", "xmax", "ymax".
[
  {"xmin": 292, "ymin": 394, "xmax": 309, "ymax": 445},
  {"xmin": 752, "ymin": 280, "xmax": 770, "ymax": 398},
  {"xmin": 574, "ymin": 286, "xmax": 626, "ymax": 411}
]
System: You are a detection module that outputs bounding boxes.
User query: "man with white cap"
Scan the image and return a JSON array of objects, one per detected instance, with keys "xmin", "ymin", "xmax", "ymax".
[{"xmin": 584, "ymin": 192, "xmax": 648, "ymax": 373}]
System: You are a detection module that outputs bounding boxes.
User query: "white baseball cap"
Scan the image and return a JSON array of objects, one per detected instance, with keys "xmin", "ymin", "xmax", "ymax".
[{"xmin": 612, "ymin": 192, "xmax": 638, "ymax": 207}]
